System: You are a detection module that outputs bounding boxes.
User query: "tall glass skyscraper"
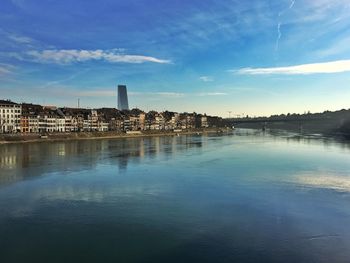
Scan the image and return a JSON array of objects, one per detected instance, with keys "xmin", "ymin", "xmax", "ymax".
[{"xmin": 117, "ymin": 85, "xmax": 129, "ymax": 110}]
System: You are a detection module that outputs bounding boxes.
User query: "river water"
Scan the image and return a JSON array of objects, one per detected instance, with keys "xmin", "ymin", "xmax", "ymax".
[{"xmin": 1, "ymin": 129, "xmax": 350, "ymax": 262}]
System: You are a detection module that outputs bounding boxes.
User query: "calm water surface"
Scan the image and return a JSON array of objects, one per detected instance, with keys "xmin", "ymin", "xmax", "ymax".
[{"xmin": 1, "ymin": 129, "xmax": 350, "ymax": 262}]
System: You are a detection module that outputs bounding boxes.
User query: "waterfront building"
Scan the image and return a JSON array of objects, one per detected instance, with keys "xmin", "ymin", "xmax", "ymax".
[
  {"xmin": 38, "ymin": 113, "xmax": 56, "ymax": 133},
  {"xmin": 99, "ymin": 121, "xmax": 109, "ymax": 132},
  {"xmin": 0, "ymin": 100, "xmax": 22, "ymax": 133},
  {"xmin": 201, "ymin": 115, "xmax": 209, "ymax": 128},
  {"xmin": 83, "ymin": 119, "xmax": 90, "ymax": 131},
  {"xmin": 129, "ymin": 115, "xmax": 140, "ymax": 131},
  {"xmin": 0, "ymin": 98, "xmax": 224, "ymax": 134},
  {"xmin": 170, "ymin": 113, "xmax": 180, "ymax": 129},
  {"xmin": 117, "ymin": 85, "xmax": 129, "ymax": 110},
  {"xmin": 22, "ymin": 103, "xmax": 43, "ymax": 133},
  {"xmin": 139, "ymin": 113, "xmax": 146, "ymax": 130},
  {"xmin": 89, "ymin": 110, "xmax": 99, "ymax": 131},
  {"xmin": 20, "ymin": 115, "xmax": 30, "ymax": 133},
  {"xmin": 56, "ymin": 118, "xmax": 65, "ymax": 132},
  {"xmin": 110, "ymin": 118, "xmax": 123, "ymax": 132},
  {"xmin": 155, "ymin": 114, "xmax": 166, "ymax": 130},
  {"xmin": 63, "ymin": 115, "xmax": 73, "ymax": 132},
  {"xmin": 28, "ymin": 116, "xmax": 39, "ymax": 133}
]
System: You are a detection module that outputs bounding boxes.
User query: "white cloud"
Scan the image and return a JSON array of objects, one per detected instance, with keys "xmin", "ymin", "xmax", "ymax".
[
  {"xmin": 198, "ymin": 92, "xmax": 227, "ymax": 96},
  {"xmin": 26, "ymin": 49, "xmax": 171, "ymax": 64},
  {"xmin": 199, "ymin": 76, "xmax": 214, "ymax": 82},
  {"xmin": 8, "ymin": 34, "xmax": 34, "ymax": 44},
  {"xmin": 70, "ymin": 90, "xmax": 115, "ymax": 97},
  {"xmin": 132, "ymin": 91, "xmax": 226, "ymax": 97},
  {"xmin": 154, "ymin": 92, "xmax": 185, "ymax": 97},
  {"xmin": 129, "ymin": 92, "xmax": 185, "ymax": 98},
  {"xmin": 233, "ymin": 60, "xmax": 350, "ymax": 75}
]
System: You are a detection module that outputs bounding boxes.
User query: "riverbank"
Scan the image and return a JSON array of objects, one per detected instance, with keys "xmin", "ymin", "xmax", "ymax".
[{"xmin": 0, "ymin": 128, "xmax": 230, "ymax": 145}]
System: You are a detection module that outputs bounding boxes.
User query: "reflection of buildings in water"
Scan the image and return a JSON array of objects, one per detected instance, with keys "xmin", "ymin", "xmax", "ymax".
[
  {"xmin": 139, "ymin": 139, "xmax": 145, "ymax": 159},
  {"xmin": 0, "ymin": 154, "xmax": 17, "ymax": 169},
  {"xmin": 0, "ymin": 145, "xmax": 22, "ymax": 184},
  {"xmin": 58, "ymin": 144, "xmax": 66, "ymax": 156},
  {"xmin": 0, "ymin": 141, "xmax": 103, "ymax": 185},
  {"xmin": 113, "ymin": 138, "xmax": 147, "ymax": 171},
  {"xmin": 0, "ymin": 134, "xmax": 207, "ymax": 185},
  {"xmin": 171, "ymin": 136, "xmax": 178, "ymax": 156},
  {"xmin": 155, "ymin": 137, "xmax": 160, "ymax": 156},
  {"xmin": 0, "ymin": 145, "xmax": 20, "ymax": 169}
]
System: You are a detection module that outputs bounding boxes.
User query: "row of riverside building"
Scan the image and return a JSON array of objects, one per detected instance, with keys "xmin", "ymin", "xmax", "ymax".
[{"xmin": 0, "ymin": 99, "xmax": 224, "ymax": 134}]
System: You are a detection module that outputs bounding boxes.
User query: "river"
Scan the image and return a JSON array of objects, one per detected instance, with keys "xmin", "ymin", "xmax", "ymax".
[{"xmin": 1, "ymin": 129, "xmax": 350, "ymax": 262}]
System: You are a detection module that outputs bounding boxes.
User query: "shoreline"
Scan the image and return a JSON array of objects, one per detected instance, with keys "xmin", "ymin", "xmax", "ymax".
[{"xmin": 0, "ymin": 128, "xmax": 229, "ymax": 145}]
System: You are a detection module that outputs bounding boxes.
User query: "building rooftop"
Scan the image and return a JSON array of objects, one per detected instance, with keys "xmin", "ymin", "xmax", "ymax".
[{"xmin": 0, "ymin": 99, "xmax": 19, "ymax": 105}]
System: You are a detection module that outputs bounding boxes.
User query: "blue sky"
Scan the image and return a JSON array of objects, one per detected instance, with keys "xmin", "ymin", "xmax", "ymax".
[{"xmin": 1, "ymin": 0, "xmax": 350, "ymax": 117}]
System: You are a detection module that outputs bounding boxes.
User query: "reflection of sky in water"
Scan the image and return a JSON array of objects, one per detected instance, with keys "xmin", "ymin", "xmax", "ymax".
[
  {"xmin": 295, "ymin": 173, "xmax": 350, "ymax": 192},
  {"xmin": 1, "ymin": 130, "xmax": 350, "ymax": 262}
]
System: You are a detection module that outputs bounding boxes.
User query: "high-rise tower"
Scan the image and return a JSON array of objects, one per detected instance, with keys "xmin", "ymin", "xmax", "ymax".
[{"xmin": 117, "ymin": 85, "xmax": 129, "ymax": 110}]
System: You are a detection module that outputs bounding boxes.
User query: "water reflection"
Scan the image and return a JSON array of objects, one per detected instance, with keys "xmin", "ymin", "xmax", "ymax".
[
  {"xmin": 233, "ymin": 128, "xmax": 350, "ymax": 152},
  {"xmin": 1, "ymin": 130, "xmax": 350, "ymax": 262},
  {"xmin": 1, "ymin": 129, "xmax": 350, "ymax": 188},
  {"xmin": 294, "ymin": 172, "xmax": 350, "ymax": 192},
  {"xmin": 0, "ymin": 135, "xmax": 207, "ymax": 186}
]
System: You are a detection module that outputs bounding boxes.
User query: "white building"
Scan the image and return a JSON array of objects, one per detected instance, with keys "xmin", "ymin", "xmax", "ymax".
[
  {"xmin": 99, "ymin": 121, "xmax": 109, "ymax": 132},
  {"xmin": 201, "ymin": 115, "xmax": 209, "ymax": 128},
  {"xmin": 56, "ymin": 118, "xmax": 65, "ymax": 132},
  {"xmin": 38, "ymin": 114, "xmax": 61, "ymax": 133},
  {"xmin": 0, "ymin": 100, "xmax": 22, "ymax": 133},
  {"xmin": 28, "ymin": 116, "xmax": 39, "ymax": 133},
  {"xmin": 64, "ymin": 115, "xmax": 78, "ymax": 132}
]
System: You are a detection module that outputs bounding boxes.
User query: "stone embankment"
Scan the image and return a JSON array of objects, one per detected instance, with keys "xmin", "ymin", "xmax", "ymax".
[{"xmin": 0, "ymin": 128, "xmax": 230, "ymax": 144}]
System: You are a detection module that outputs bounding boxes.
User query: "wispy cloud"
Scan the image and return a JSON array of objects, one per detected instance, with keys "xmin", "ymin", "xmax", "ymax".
[
  {"xmin": 57, "ymin": 89, "xmax": 226, "ymax": 98},
  {"xmin": 315, "ymin": 35, "xmax": 350, "ymax": 58},
  {"xmin": 130, "ymin": 92, "xmax": 185, "ymax": 98},
  {"xmin": 132, "ymin": 91, "xmax": 227, "ymax": 97},
  {"xmin": 25, "ymin": 49, "xmax": 171, "ymax": 64},
  {"xmin": 233, "ymin": 60, "xmax": 350, "ymax": 75},
  {"xmin": 39, "ymin": 69, "xmax": 91, "ymax": 89},
  {"xmin": 0, "ymin": 64, "xmax": 14, "ymax": 76},
  {"xmin": 61, "ymin": 90, "xmax": 184, "ymax": 98},
  {"xmin": 8, "ymin": 34, "xmax": 34, "ymax": 44},
  {"xmin": 198, "ymin": 92, "xmax": 227, "ymax": 96},
  {"xmin": 199, "ymin": 76, "xmax": 214, "ymax": 82},
  {"xmin": 0, "ymin": 67, "xmax": 11, "ymax": 75},
  {"xmin": 71, "ymin": 90, "xmax": 116, "ymax": 97}
]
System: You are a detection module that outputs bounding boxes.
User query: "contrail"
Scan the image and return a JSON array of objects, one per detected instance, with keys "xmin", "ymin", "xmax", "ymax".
[
  {"xmin": 275, "ymin": 0, "xmax": 295, "ymax": 52},
  {"xmin": 275, "ymin": 23, "xmax": 282, "ymax": 51},
  {"xmin": 289, "ymin": 0, "xmax": 295, "ymax": 9}
]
